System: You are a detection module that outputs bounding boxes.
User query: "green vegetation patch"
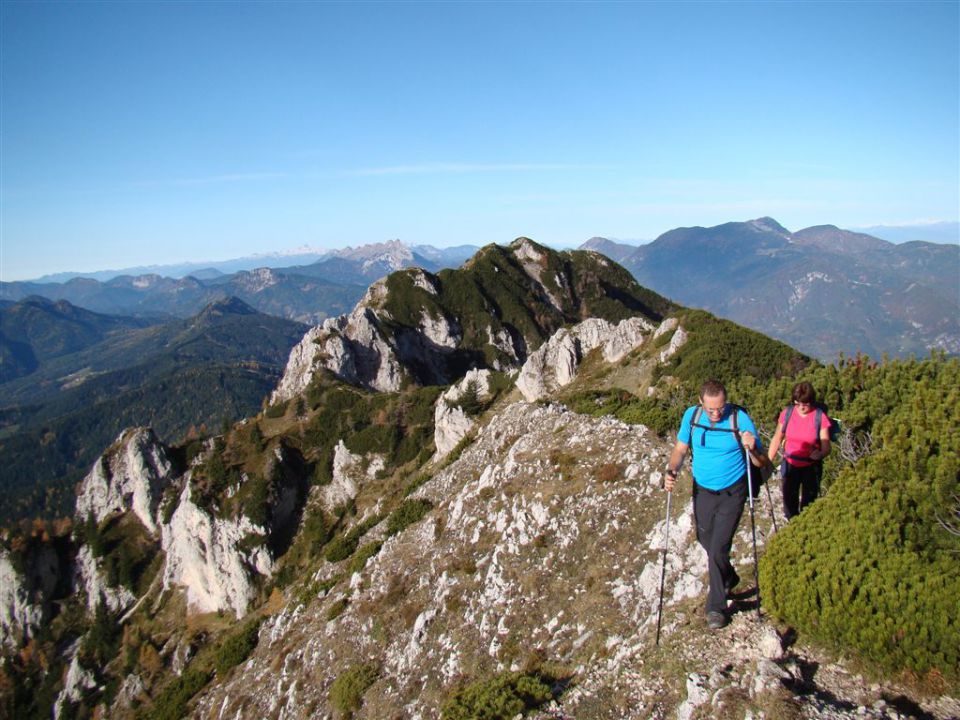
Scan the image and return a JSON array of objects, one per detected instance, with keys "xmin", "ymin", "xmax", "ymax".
[
  {"xmin": 441, "ymin": 670, "xmax": 556, "ymax": 720},
  {"xmin": 143, "ymin": 667, "xmax": 212, "ymax": 720},
  {"xmin": 329, "ymin": 662, "xmax": 380, "ymax": 716},
  {"xmin": 214, "ymin": 618, "xmax": 262, "ymax": 675},
  {"xmin": 660, "ymin": 309, "xmax": 810, "ymax": 386},
  {"xmin": 759, "ymin": 356, "xmax": 960, "ymax": 688},
  {"xmin": 386, "ymin": 498, "xmax": 434, "ymax": 537}
]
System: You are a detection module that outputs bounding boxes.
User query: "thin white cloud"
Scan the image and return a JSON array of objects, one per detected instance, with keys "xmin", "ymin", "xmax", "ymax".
[{"xmin": 350, "ymin": 162, "xmax": 595, "ymax": 177}]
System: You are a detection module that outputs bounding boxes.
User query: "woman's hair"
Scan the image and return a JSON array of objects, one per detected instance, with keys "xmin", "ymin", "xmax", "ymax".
[{"xmin": 791, "ymin": 381, "xmax": 816, "ymax": 404}]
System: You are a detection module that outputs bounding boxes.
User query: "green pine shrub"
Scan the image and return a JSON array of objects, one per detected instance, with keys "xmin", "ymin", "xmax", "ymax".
[
  {"xmin": 441, "ymin": 670, "xmax": 554, "ymax": 720},
  {"xmin": 326, "ymin": 597, "xmax": 349, "ymax": 621},
  {"xmin": 329, "ymin": 662, "xmax": 379, "ymax": 716},
  {"xmin": 759, "ymin": 356, "xmax": 960, "ymax": 687},
  {"xmin": 347, "ymin": 541, "xmax": 383, "ymax": 574},
  {"xmin": 386, "ymin": 498, "xmax": 433, "ymax": 537},
  {"xmin": 144, "ymin": 667, "xmax": 211, "ymax": 720},
  {"xmin": 214, "ymin": 619, "xmax": 262, "ymax": 675},
  {"xmin": 324, "ymin": 535, "xmax": 359, "ymax": 563}
]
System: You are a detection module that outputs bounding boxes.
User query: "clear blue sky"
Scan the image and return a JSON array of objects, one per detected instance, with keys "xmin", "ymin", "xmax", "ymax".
[{"xmin": 2, "ymin": 0, "xmax": 958, "ymax": 280}]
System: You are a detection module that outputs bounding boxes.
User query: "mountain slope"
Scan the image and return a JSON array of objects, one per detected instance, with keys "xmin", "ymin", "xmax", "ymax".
[
  {"xmin": 0, "ymin": 298, "xmax": 308, "ymax": 523},
  {"xmin": 603, "ymin": 218, "xmax": 960, "ymax": 360},
  {"xmin": 0, "ymin": 297, "xmax": 156, "ymax": 381}
]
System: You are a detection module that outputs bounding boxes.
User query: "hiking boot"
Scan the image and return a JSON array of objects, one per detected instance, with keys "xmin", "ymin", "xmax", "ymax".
[
  {"xmin": 706, "ymin": 611, "xmax": 728, "ymax": 630},
  {"xmin": 724, "ymin": 570, "xmax": 741, "ymax": 597}
]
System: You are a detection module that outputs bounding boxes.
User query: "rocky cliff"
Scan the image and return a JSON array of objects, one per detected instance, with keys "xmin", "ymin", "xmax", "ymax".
[{"xmin": 272, "ymin": 238, "xmax": 674, "ymax": 402}]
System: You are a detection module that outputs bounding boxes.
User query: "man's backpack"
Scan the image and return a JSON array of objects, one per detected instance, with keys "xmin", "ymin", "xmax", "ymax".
[{"xmin": 781, "ymin": 403, "xmax": 841, "ymax": 455}]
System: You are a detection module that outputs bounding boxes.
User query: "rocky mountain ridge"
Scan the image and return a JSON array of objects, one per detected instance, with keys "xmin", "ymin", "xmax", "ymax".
[{"xmin": 1, "ymin": 239, "xmax": 955, "ymax": 720}]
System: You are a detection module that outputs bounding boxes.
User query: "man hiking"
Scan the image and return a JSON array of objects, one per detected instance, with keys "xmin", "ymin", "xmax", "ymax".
[
  {"xmin": 663, "ymin": 380, "xmax": 770, "ymax": 629},
  {"xmin": 766, "ymin": 381, "xmax": 832, "ymax": 520}
]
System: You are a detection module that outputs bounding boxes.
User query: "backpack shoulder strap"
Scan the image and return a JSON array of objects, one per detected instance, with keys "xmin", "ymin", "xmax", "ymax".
[
  {"xmin": 688, "ymin": 406, "xmax": 702, "ymax": 455},
  {"xmin": 691, "ymin": 406, "xmax": 703, "ymax": 428},
  {"xmin": 782, "ymin": 405, "xmax": 794, "ymax": 434}
]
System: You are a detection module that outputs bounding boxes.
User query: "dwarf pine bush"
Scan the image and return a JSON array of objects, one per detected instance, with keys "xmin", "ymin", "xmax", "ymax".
[
  {"xmin": 329, "ymin": 662, "xmax": 378, "ymax": 715},
  {"xmin": 441, "ymin": 671, "xmax": 554, "ymax": 720},
  {"xmin": 214, "ymin": 619, "xmax": 262, "ymax": 675},
  {"xmin": 759, "ymin": 356, "xmax": 960, "ymax": 686}
]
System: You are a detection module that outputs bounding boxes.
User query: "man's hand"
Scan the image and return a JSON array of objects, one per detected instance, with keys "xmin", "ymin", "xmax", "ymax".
[
  {"xmin": 664, "ymin": 468, "xmax": 677, "ymax": 492},
  {"xmin": 741, "ymin": 431, "xmax": 757, "ymax": 451}
]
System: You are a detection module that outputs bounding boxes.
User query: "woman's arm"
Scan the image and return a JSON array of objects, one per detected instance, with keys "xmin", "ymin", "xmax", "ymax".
[{"xmin": 767, "ymin": 424, "xmax": 784, "ymax": 463}]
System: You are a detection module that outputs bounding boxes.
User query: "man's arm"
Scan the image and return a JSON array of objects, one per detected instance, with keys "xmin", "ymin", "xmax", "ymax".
[{"xmin": 664, "ymin": 440, "xmax": 689, "ymax": 491}]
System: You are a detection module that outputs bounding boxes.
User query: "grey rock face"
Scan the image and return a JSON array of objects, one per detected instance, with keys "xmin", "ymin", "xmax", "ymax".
[
  {"xmin": 516, "ymin": 317, "xmax": 655, "ymax": 401},
  {"xmin": 0, "ymin": 545, "xmax": 61, "ymax": 649},
  {"xmin": 74, "ymin": 427, "xmax": 176, "ymax": 535},
  {"xmin": 433, "ymin": 369, "xmax": 494, "ymax": 458}
]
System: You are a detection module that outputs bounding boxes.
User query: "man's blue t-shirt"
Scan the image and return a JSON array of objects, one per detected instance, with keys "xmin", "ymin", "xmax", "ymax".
[{"xmin": 677, "ymin": 404, "xmax": 762, "ymax": 491}]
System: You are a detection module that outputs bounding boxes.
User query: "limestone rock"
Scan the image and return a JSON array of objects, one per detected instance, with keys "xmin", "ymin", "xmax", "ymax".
[
  {"xmin": 758, "ymin": 625, "xmax": 784, "ymax": 660},
  {"xmin": 677, "ymin": 673, "xmax": 711, "ymax": 720},
  {"xmin": 271, "ymin": 287, "xmax": 406, "ymax": 402},
  {"xmin": 160, "ymin": 478, "xmax": 273, "ymax": 617},
  {"xmin": 516, "ymin": 317, "xmax": 653, "ymax": 401},
  {"xmin": 0, "ymin": 546, "xmax": 60, "ymax": 649},
  {"xmin": 54, "ymin": 652, "xmax": 98, "ymax": 720},
  {"xmin": 433, "ymin": 369, "xmax": 493, "ymax": 458},
  {"xmin": 75, "ymin": 545, "xmax": 136, "ymax": 614},
  {"xmin": 74, "ymin": 427, "xmax": 175, "ymax": 535}
]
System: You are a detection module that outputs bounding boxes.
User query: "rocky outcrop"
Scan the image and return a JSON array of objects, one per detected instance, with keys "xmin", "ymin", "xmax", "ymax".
[
  {"xmin": 516, "ymin": 316, "xmax": 654, "ymax": 401},
  {"xmin": 54, "ymin": 652, "xmax": 98, "ymax": 719},
  {"xmin": 652, "ymin": 318, "xmax": 688, "ymax": 362},
  {"xmin": 433, "ymin": 369, "xmax": 493, "ymax": 458},
  {"xmin": 160, "ymin": 478, "xmax": 273, "ymax": 618},
  {"xmin": 192, "ymin": 402, "xmax": 703, "ymax": 717},
  {"xmin": 74, "ymin": 427, "xmax": 176, "ymax": 535},
  {"xmin": 74, "ymin": 545, "xmax": 136, "ymax": 614},
  {"xmin": 0, "ymin": 545, "xmax": 61, "ymax": 648},
  {"xmin": 271, "ymin": 283, "xmax": 406, "ymax": 402},
  {"xmin": 323, "ymin": 441, "xmax": 366, "ymax": 509}
]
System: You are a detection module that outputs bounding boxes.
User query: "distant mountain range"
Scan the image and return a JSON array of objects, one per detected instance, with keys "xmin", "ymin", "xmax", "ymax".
[
  {"xmin": 1, "ymin": 240, "xmax": 480, "ymax": 325},
  {"xmin": 0, "ymin": 297, "xmax": 308, "ymax": 521},
  {"xmin": 4, "ymin": 226, "xmax": 957, "ymax": 365},
  {"xmin": 27, "ymin": 240, "xmax": 481, "ymax": 284},
  {"xmin": 582, "ymin": 218, "xmax": 959, "ymax": 361},
  {"xmin": 855, "ymin": 220, "xmax": 959, "ymax": 245}
]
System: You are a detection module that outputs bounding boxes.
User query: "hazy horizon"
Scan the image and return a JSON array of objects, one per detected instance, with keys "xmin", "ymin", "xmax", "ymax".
[{"xmin": 2, "ymin": 2, "xmax": 958, "ymax": 281}]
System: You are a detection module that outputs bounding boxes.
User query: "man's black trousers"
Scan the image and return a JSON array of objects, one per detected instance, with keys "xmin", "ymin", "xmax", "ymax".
[{"xmin": 693, "ymin": 475, "xmax": 747, "ymax": 614}]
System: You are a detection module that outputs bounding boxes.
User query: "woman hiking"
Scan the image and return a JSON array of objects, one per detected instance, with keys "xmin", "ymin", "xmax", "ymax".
[{"xmin": 767, "ymin": 382, "xmax": 832, "ymax": 520}]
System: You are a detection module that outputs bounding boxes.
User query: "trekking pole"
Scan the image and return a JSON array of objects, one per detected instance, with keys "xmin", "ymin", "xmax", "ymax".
[
  {"xmin": 764, "ymin": 478, "xmax": 779, "ymax": 533},
  {"xmin": 744, "ymin": 447, "xmax": 761, "ymax": 618},
  {"xmin": 655, "ymin": 485, "xmax": 672, "ymax": 646}
]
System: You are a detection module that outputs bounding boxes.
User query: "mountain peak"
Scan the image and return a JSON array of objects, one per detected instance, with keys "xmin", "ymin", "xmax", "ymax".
[
  {"xmin": 332, "ymin": 239, "xmax": 413, "ymax": 265},
  {"xmin": 747, "ymin": 217, "xmax": 791, "ymax": 235},
  {"xmin": 195, "ymin": 296, "xmax": 258, "ymax": 320}
]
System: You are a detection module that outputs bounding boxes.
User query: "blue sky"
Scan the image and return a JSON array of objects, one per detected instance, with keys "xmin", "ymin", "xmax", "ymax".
[{"xmin": 2, "ymin": 0, "xmax": 958, "ymax": 280}]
